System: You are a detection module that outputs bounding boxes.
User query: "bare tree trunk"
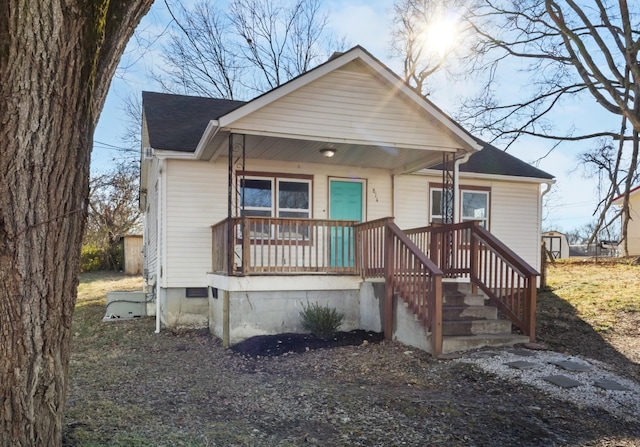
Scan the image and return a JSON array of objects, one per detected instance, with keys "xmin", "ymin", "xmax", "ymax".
[
  {"xmin": 621, "ymin": 130, "xmax": 640, "ymax": 256},
  {"xmin": 0, "ymin": 2, "xmax": 153, "ymax": 445}
]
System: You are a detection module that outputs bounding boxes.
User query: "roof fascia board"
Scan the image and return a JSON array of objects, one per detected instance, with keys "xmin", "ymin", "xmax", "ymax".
[
  {"xmin": 612, "ymin": 184, "xmax": 640, "ymax": 205},
  {"xmin": 417, "ymin": 168, "xmax": 555, "ymax": 184},
  {"xmin": 221, "ymin": 127, "xmax": 462, "ymax": 152}
]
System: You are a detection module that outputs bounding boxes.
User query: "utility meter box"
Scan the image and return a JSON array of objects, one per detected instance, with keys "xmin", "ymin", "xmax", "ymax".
[{"xmin": 103, "ymin": 291, "xmax": 147, "ymax": 321}]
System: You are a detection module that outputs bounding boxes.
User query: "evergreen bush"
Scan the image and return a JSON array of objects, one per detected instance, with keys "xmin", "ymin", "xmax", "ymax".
[{"xmin": 299, "ymin": 302, "xmax": 344, "ymax": 339}]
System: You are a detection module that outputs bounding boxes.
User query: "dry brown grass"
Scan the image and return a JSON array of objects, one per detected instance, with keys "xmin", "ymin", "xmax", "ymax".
[
  {"xmin": 63, "ymin": 267, "xmax": 640, "ymax": 446},
  {"xmin": 537, "ymin": 259, "xmax": 640, "ymax": 381},
  {"xmin": 544, "ymin": 260, "xmax": 640, "ymax": 332}
]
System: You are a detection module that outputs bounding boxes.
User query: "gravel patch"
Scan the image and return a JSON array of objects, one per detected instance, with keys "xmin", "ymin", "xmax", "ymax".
[{"xmin": 456, "ymin": 348, "xmax": 640, "ymax": 422}]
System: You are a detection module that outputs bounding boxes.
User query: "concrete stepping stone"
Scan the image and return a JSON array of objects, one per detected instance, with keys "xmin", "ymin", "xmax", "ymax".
[
  {"xmin": 470, "ymin": 351, "xmax": 501, "ymax": 358},
  {"xmin": 507, "ymin": 348, "xmax": 537, "ymax": 357},
  {"xmin": 594, "ymin": 379, "xmax": 631, "ymax": 391},
  {"xmin": 505, "ymin": 360, "xmax": 539, "ymax": 370},
  {"xmin": 524, "ymin": 342, "xmax": 549, "ymax": 350},
  {"xmin": 550, "ymin": 360, "xmax": 593, "ymax": 372},
  {"xmin": 542, "ymin": 375, "xmax": 583, "ymax": 388}
]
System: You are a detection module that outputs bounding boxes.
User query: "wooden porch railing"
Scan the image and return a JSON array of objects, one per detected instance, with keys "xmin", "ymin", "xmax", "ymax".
[
  {"xmin": 387, "ymin": 222, "xmax": 444, "ymax": 354},
  {"xmin": 353, "ymin": 217, "xmax": 393, "ymax": 278},
  {"xmin": 355, "ymin": 219, "xmax": 444, "ymax": 355},
  {"xmin": 212, "ymin": 217, "xmax": 539, "ymax": 353},
  {"xmin": 211, "ymin": 217, "xmax": 360, "ymax": 275},
  {"xmin": 405, "ymin": 221, "xmax": 539, "ymax": 341}
]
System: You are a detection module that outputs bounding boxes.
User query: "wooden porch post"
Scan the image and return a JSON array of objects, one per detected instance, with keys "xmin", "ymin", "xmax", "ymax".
[
  {"xmin": 429, "ymin": 228, "xmax": 439, "ymax": 268},
  {"xmin": 431, "ymin": 276, "xmax": 443, "ymax": 356},
  {"xmin": 470, "ymin": 221, "xmax": 479, "ymax": 294},
  {"xmin": 384, "ymin": 224, "xmax": 394, "ymax": 340}
]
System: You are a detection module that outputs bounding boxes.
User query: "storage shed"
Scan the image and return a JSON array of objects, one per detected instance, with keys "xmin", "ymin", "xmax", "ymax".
[
  {"xmin": 122, "ymin": 235, "xmax": 143, "ymax": 275},
  {"xmin": 542, "ymin": 231, "xmax": 570, "ymax": 259}
]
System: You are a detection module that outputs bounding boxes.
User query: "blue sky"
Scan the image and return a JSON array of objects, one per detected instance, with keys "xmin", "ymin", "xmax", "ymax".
[{"xmin": 93, "ymin": 0, "xmax": 620, "ymax": 233}]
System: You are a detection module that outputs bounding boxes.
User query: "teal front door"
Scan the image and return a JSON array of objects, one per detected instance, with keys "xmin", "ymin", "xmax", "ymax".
[{"xmin": 329, "ymin": 180, "xmax": 363, "ymax": 267}]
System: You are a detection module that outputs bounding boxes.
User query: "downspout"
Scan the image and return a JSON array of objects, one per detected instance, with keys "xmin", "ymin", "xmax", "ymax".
[
  {"xmin": 155, "ymin": 158, "xmax": 165, "ymax": 334},
  {"xmin": 538, "ymin": 180, "xmax": 555, "ymax": 286},
  {"xmin": 539, "ymin": 180, "xmax": 554, "ymax": 236},
  {"xmin": 540, "ymin": 180, "xmax": 554, "ymax": 228},
  {"xmin": 453, "ymin": 151, "xmax": 473, "ymax": 223}
]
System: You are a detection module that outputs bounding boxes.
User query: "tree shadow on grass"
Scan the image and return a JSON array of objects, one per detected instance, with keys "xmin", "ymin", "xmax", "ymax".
[{"xmin": 537, "ymin": 288, "xmax": 640, "ymax": 382}]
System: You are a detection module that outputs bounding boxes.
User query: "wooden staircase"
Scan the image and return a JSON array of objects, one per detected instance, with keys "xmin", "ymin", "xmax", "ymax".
[{"xmin": 440, "ymin": 282, "xmax": 529, "ymax": 354}]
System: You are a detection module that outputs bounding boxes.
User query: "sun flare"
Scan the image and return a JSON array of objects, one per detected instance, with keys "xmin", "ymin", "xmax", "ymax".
[{"xmin": 420, "ymin": 12, "xmax": 461, "ymax": 59}]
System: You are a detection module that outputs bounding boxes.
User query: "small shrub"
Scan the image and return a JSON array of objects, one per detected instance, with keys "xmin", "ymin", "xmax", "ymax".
[
  {"xmin": 80, "ymin": 245, "xmax": 104, "ymax": 273},
  {"xmin": 299, "ymin": 302, "xmax": 344, "ymax": 339}
]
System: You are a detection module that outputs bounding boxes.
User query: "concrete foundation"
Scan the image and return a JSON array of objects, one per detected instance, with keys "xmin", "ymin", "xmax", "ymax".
[
  {"xmin": 204, "ymin": 274, "xmax": 433, "ymax": 352},
  {"xmin": 160, "ymin": 287, "xmax": 209, "ymax": 329}
]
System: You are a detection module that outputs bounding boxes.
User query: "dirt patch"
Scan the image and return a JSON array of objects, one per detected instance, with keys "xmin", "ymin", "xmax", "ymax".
[{"xmin": 231, "ymin": 330, "xmax": 384, "ymax": 357}]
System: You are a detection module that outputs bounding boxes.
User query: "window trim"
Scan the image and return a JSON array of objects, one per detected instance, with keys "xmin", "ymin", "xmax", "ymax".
[{"xmin": 237, "ymin": 171, "xmax": 313, "ymax": 219}]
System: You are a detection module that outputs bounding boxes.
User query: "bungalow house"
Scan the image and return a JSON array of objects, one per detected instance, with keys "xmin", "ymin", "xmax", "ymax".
[
  {"xmin": 139, "ymin": 46, "xmax": 554, "ymax": 355},
  {"xmin": 613, "ymin": 185, "xmax": 640, "ymax": 256}
]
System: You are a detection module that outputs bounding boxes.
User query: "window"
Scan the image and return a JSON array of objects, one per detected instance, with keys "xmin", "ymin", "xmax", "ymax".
[
  {"xmin": 185, "ymin": 287, "xmax": 208, "ymax": 298},
  {"xmin": 239, "ymin": 176, "xmax": 311, "ymax": 218},
  {"xmin": 429, "ymin": 186, "xmax": 490, "ymax": 228},
  {"xmin": 461, "ymin": 190, "xmax": 489, "ymax": 228},
  {"xmin": 239, "ymin": 174, "xmax": 312, "ymax": 240},
  {"xmin": 241, "ymin": 178, "xmax": 273, "ymax": 217}
]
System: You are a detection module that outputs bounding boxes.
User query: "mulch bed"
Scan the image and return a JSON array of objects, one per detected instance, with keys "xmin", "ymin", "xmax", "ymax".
[{"xmin": 230, "ymin": 329, "xmax": 384, "ymax": 357}]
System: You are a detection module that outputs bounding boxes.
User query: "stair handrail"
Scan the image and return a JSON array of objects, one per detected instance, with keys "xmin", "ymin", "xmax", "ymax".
[
  {"xmin": 469, "ymin": 222, "xmax": 539, "ymax": 341},
  {"xmin": 384, "ymin": 222, "xmax": 444, "ymax": 356},
  {"xmin": 404, "ymin": 220, "xmax": 539, "ymax": 342}
]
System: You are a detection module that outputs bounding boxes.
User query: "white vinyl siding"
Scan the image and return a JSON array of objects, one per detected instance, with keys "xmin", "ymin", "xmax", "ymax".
[
  {"xmin": 393, "ymin": 174, "xmax": 428, "ymax": 229},
  {"xmin": 394, "ymin": 173, "xmax": 543, "ymax": 271},
  {"xmin": 142, "ymin": 157, "xmax": 159, "ymax": 282},
  {"xmin": 228, "ymin": 61, "xmax": 464, "ymax": 151},
  {"xmin": 162, "ymin": 158, "xmax": 393, "ymax": 288},
  {"xmin": 483, "ymin": 181, "xmax": 541, "ymax": 270},
  {"xmin": 164, "ymin": 160, "xmax": 228, "ymax": 287}
]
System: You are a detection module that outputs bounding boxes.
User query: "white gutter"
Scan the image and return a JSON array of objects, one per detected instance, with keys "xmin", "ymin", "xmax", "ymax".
[
  {"xmin": 418, "ymin": 168, "xmax": 554, "ymax": 184},
  {"xmin": 453, "ymin": 151, "xmax": 474, "ymax": 223},
  {"xmin": 193, "ymin": 120, "xmax": 221, "ymax": 160},
  {"xmin": 155, "ymin": 158, "xmax": 164, "ymax": 334}
]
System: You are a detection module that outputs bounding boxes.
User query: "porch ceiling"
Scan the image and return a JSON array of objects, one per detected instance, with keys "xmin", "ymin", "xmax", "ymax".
[{"xmin": 202, "ymin": 131, "xmax": 460, "ymax": 174}]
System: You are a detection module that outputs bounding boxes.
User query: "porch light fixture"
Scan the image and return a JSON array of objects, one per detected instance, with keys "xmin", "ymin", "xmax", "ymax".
[{"xmin": 320, "ymin": 148, "xmax": 336, "ymax": 158}]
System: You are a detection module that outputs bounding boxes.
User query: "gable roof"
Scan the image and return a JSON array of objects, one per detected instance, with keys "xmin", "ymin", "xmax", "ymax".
[
  {"xmin": 211, "ymin": 46, "xmax": 479, "ymax": 151},
  {"xmin": 142, "ymin": 91, "xmax": 244, "ymax": 151},
  {"xmin": 141, "ymin": 46, "xmax": 553, "ymax": 180}
]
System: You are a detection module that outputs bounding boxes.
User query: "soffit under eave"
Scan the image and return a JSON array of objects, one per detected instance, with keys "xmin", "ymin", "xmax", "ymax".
[{"xmin": 201, "ymin": 129, "xmax": 463, "ymax": 173}]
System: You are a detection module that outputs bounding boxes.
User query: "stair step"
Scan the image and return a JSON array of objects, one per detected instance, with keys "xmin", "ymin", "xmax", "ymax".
[
  {"xmin": 443, "ymin": 292, "xmax": 485, "ymax": 306},
  {"xmin": 442, "ymin": 334, "xmax": 530, "ymax": 354},
  {"xmin": 442, "ymin": 305, "xmax": 497, "ymax": 320},
  {"xmin": 443, "ymin": 281, "xmax": 475, "ymax": 294},
  {"xmin": 442, "ymin": 319, "xmax": 512, "ymax": 336}
]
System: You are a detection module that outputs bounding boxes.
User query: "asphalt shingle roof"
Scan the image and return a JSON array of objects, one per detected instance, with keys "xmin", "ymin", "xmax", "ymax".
[
  {"xmin": 142, "ymin": 91, "xmax": 553, "ymax": 180},
  {"xmin": 142, "ymin": 91, "xmax": 245, "ymax": 152},
  {"xmin": 461, "ymin": 139, "xmax": 554, "ymax": 179}
]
